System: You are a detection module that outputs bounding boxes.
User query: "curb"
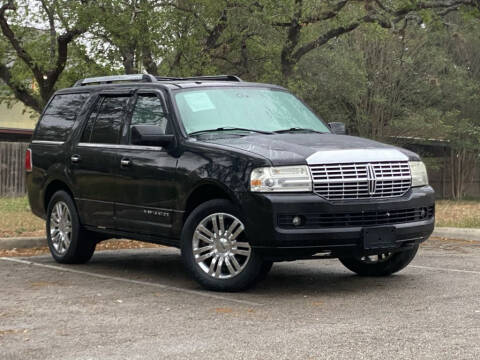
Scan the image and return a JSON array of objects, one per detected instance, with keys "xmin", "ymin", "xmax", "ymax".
[
  {"xmin": 432, "ymin": 227, "xmax": 480, "ymax": 242},
  {"xmin": 0, "ymin": 237, "xmax": 46, "ymax": 250}
]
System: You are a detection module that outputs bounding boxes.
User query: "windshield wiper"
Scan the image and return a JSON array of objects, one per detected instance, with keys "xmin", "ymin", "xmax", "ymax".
[
  {"xmin": 189, "ymin": 127, "xmax": 273, "ymax": 136},
  {"xmin": 273, "ymin": 127, "xmax": 326, "ymax": 134}
]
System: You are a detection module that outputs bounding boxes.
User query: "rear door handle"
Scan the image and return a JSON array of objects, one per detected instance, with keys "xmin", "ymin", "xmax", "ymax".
[
  {"xmin": 120, "ymin": 158, "xmax": 132, "ymax": 167},
  {"xmin": 71, "ymin": 154, "xmax": 81, "ymax": 163}
]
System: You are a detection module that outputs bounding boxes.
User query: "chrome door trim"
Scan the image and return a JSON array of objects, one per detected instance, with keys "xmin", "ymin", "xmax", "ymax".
[
  {"xmin": 77, "ymin": 142, "xmax": 163, "ymax": 151},
  {"xmin": 31, "ymin": 140, "xmax": 65, "ymax": 145}
]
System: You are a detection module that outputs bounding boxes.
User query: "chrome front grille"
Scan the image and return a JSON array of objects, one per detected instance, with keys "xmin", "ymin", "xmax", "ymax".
[{"xmin": 309, "ymin": 161, "xmax": 411, "ymax": 200}]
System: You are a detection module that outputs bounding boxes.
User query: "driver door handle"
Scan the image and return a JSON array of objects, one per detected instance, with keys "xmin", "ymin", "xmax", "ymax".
[
  {"xmin": 120, "ymin": 158, "xmax": 132, "ymax": 167},
  {"xmin": 71, "ymin": 154, "xmax": 81, "ymax": 163}
]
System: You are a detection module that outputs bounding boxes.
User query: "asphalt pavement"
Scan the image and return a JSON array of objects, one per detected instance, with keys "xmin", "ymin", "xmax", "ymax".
[{"xmin": 1, "ymin": 238, "xmax": 479, "ymax": 360}]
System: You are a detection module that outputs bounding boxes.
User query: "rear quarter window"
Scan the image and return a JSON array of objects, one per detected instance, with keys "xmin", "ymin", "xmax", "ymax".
[{"xmin": 35, "ymin": 93, "xmax": 89, "ymax": 141}]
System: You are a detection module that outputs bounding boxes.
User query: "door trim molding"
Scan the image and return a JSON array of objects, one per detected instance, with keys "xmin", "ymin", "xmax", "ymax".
[
  {"xmin": 32, "ymin": 140, "xmax": 65, "ymax": 145},
  {"xmin": 77, "ymin": 142, "xmax": 164, "ymax": 151}
]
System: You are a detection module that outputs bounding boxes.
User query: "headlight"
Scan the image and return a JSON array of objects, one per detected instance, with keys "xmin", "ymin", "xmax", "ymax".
[
  {"xmin": 409, "ymin": 161, "xmax": 428, "ymax": 187},
  {"xmin": 250, "ymin": 166, "xmax": 312, "ymax": 192}
]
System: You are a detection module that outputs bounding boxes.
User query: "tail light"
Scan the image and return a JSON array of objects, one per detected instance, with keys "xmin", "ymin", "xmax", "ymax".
[{"xmin": 25, "ymin": 148, "xmax": 32, "ymax": 172}]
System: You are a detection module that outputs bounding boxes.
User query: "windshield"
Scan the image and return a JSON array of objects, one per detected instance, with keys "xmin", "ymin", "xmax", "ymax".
[{"xmin": 174, "ymin": 88, "xmax": 330, "ymax": 135}]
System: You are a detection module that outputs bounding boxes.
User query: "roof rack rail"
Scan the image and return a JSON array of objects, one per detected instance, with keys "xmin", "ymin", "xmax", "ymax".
[
  {"xmin": 73, "ymin": 74, "xmax": 242, "ymax": 87},
  {"xmin": 155, "ymin": 75, "xmax": 242, "ymax": 82},
  {"xmin": 73, "ymin": 74, "xmax": 157, "ymax": 87}
]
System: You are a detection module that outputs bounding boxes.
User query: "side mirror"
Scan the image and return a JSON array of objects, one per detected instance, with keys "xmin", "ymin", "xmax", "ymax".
[
  {"xmin": 131, "ymin": 125, "xmax": 175, "ymax": 147},
  {"xmin": 328, "ymin": 122, "xmax": 346, "ymax": 135}
]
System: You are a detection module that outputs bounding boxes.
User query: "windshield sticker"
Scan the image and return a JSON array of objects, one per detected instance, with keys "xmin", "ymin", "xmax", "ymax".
[{"xmin": 183, "ymin": 92, "xmax": 216, "ymax": 112}]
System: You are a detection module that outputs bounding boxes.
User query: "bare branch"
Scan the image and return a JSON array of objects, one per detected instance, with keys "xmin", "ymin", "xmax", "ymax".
[
  {"xmin": 0, "ymin": 63, "xmax": 41, "ymax": 112},
  {"xmin": 204, "ymin": 7, "xmax": 229, "ymax": 50},
  {"xmin": 280, "ymin": 0, "xmax": 304, "ymax": 75},
  {"xmin": 437, "ymin": 4, "xmax": 462, "ymax": 15},
  {"xmin": 40, "ymin": 0, "xmax": 57, "ymax": 61},
  {"xmin": 47, "ymin": 27, "xmax": 84, "ymax": 83},
  {"xmin": 273, "ymin": 22, "xmax": 292, "ymax": 27},
  {"xmin": 291, "ymin": 18, "xmax": 363, "ymax": 63},
  {"xmin": 164, "ymin": 1, "xmax": 210, "ymax": 33}
]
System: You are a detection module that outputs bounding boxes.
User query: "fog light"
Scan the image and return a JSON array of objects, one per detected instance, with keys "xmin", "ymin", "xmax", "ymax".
[
  {"xmin": 292, "ymin": 216, "xmax": 303, "ymax": 226},
  {"xmin": 420, "ymin": 208, "xmax": 426, "ymax": 218}
]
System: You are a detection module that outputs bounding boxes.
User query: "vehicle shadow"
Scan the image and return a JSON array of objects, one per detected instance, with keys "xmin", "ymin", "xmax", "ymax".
[{"xmin": 71, "ymin": 248, "xmax": 426, "ymax": 299}]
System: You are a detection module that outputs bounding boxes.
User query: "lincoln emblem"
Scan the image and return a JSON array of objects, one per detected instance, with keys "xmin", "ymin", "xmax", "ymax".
[{"xmin": 366, "ymin": 163, "xmax": 377, "ymax": 195}]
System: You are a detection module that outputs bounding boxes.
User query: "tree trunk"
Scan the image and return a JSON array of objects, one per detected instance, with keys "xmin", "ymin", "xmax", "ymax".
[{"xmin": 449, "ymin": 148, "xmax": 476, "ymax": 200}]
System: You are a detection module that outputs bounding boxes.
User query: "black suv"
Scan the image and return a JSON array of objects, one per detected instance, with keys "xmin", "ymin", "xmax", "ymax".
[{"xmin": 26, "ymin": 74, "xmax": 435, "ymax": 291}]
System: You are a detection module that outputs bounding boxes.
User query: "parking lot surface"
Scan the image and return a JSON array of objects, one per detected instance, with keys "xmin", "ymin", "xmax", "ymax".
[{"xmin": 1, "ymin": 238, "xmax": 480, "ymax": 360}]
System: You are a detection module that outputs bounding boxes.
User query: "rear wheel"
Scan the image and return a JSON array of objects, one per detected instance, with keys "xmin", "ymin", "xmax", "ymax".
[
  {"xmin": 181, "ymin": 199, "xmax": 272, "ymax": 292},
  {"xmin": 338, "ymin": 245, "xmax": 419, "ymax": 276},
  {"xmin": 46, "ymin": 191, "xmax": 96, "ymax": 264}
]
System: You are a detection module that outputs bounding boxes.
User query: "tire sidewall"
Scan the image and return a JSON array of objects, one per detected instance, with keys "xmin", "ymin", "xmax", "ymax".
[{"xmin": 181, "ymin": 199, "xmax": 265, "ymax": 292}]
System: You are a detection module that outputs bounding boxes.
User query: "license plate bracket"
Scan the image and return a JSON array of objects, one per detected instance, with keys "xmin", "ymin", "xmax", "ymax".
[{"xmin": 363, "ymin": 226, "xmax": 397, "ymax": 250}]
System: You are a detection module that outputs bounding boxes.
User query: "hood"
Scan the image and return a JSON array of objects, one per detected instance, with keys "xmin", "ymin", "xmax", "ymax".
[{"xmin": 201, "ymin": 133, "xmax": 420, "ymax": 166}]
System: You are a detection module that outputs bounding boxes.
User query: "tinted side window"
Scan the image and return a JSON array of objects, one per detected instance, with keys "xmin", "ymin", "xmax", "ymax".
[
  {"xmin": 131, "ymin": 95, "xmax": 167, "ymax": 128},
  {"xmin": 84, "ymin": 96, "xmax": 129, "ymax": 144},
  {"xmin": 80, "ymin": 98, "xmax": 103, "ymax": 143},
  {"xmin": 35, "ymin": 93, "xmax": 89, "ymax": 141},
  {"xmin": 44, "ymin": 93, "xmax": 88, "ymax": 118}
]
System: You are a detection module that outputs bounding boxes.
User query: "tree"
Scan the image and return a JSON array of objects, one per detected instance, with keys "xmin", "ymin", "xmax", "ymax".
[
  {"xmin": 90, "ymin": 0, "xmax": 266, "ymax": 77},
  {"xmin": 0, "ymin": 0, "xmax": 94, "ymax": 112},
  {"xmin": 265, "ymin": 0, "xmax": 480, "ymax": 78},
  {"xmin": 436, "ymin": 18, "xmax": 480, "ymax": 198}
]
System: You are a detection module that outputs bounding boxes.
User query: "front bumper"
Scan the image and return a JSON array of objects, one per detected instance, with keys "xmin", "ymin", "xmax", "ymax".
[{"xmin": 240, "ymin": 186, "xmax": 435, "ymax": 258}]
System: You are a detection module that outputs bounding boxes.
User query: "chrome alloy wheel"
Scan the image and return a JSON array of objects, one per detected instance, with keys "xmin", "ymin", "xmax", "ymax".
[
  {"xmin": 360, "ymin": 252, "xmax": 393, "ymax": 263},
  {"xmin": 50, "ymin": 201, "xmax": 72, "ymax": 255},
  {"xmin": 192, "ymin": 213, "xmax": 251, "ymax": 279}
]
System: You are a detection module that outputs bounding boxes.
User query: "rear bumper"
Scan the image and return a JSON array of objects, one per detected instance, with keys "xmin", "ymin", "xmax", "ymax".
[{"xmin": 240, "ymin": 186, "xmax": 435, "ymax": 258}]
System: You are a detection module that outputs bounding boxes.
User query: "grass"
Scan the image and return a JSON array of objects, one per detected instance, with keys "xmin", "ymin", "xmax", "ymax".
[
  {"xmin": 0, "ymin": 196, "xmax": 479, "ymax": 238},
  {"xmin": 0, "ymin": 196, "xmax": 44, "ymax": 238},
  {"xmin": 435, "ymin": 200, "xmax": 480, "ymax": 228}
]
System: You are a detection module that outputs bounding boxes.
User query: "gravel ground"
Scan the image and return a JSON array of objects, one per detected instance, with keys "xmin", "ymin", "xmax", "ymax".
[{"xmin": 1, "ymin": 238, "xmax": 479, "ymax": 360}]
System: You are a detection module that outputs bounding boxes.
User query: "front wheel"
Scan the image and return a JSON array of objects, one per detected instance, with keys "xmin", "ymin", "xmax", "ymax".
[
  {"xmin": 181, "ymin": 199, "xmax": 272, "ymax": 292},
  {"xmin": 338, "ymin": 245, "xmax": 419, "ymax": 276}
]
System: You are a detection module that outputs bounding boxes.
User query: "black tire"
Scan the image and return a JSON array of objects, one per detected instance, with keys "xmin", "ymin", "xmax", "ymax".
[
  {"xmin": 338, "ymin": 245, "xmax": 419, "ymax": 276},
  {"xmin": 181, "ymin": 199, "xmax": 272, "ymax": 292},
  {"xmin": 46, "ymin": 190, "xmax": 96, "ymax": 264}
]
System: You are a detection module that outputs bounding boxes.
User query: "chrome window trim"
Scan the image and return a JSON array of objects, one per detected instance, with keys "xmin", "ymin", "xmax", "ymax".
[
  {"xmin": 77, "ymin": 142, "xmax": 163, "ymax": 151},
  {"xmin": 31, "ymin": 140, "xmax": 65, "ymax": 145}
]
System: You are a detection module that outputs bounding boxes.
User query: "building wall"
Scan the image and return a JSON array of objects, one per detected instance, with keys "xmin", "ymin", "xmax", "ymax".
[{"xmin": 0, "ymin": 101, "xmax": 38, "ymax": 129}]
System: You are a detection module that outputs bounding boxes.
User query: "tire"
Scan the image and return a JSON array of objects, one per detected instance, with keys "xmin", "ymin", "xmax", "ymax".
[
  {"xmin": 181, "ymin": 199, "xmax": 272, "ymax": 292},
  {"xmin": 46, "ymin": 190, "xmax": 96, "ymax": 264},
  {"xmin": 338, "ymin": 245, "xmax": 419, "ymax": 277}
]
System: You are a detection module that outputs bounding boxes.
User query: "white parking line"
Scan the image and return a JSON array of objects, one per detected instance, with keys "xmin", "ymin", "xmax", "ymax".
[
  {"xmin": 411, "ymin": 265, "xmax": 480, "ymax": 275},
  {"xmin": 0, "ymin": 257, "xmax": 263, "ymax": 307}
]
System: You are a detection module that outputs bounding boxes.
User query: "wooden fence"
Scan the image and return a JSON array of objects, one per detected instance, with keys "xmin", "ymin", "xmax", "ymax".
[{"xmin": 0, "ymin": 141, "xmax": 28, "ymax": 197}]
